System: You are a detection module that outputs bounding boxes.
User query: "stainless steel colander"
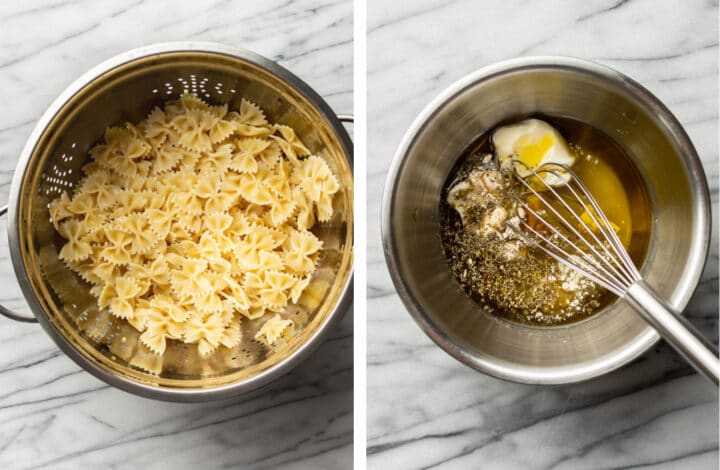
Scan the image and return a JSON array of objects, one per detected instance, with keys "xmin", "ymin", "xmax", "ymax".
[{"xmin": 1, "ymin": 42, "xmax": 354, "ymax": 401}]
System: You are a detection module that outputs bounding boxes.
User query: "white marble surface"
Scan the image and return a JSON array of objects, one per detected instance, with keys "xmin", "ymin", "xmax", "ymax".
[
  {"xmin": 0, "ymin": 1, "xmax": 352, "ymax": 468},
  {"xmin": 367, "ymin": 1, "xmax": 718, "ymax": 468}
]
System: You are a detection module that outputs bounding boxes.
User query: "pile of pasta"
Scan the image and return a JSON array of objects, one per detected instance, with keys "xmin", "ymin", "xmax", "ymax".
[{"xmin": 48, "ymin": 93, "xmax": 339, "ymax": 357}]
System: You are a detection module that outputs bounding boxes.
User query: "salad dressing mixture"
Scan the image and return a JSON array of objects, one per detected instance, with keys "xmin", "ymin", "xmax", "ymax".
[{"xmin": 439, "ymin": 117, "xmax": 651, "ymax": 325}]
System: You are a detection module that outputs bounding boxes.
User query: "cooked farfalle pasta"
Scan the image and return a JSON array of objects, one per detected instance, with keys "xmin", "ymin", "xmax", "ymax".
[
  {"xmin": 50, "ymin": 93, "xmax": 339, "ymax": 357},
  {"xmin": 254, "ymin": 314, "xmax": 296, "ymax": 348}
]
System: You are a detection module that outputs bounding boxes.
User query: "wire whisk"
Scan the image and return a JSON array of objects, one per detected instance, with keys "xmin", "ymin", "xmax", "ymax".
[{"xmin": 507, "ymin": 160, "xmax": 719, "ymax": 386}]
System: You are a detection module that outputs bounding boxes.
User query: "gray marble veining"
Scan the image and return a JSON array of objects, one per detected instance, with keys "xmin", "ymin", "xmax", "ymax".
[
  {"xmin": 0, "ymin": 0, "xmax": 352, "ymax": 468},
  {"xmin": 367, "ymin": 0, "xmax": 718, "ymax": 468}
]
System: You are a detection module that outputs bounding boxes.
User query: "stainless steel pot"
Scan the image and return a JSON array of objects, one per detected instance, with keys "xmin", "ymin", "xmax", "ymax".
[
  {"xmin": 1, "ymin": 42, "xmax": 354, "ymax": 401},
  {"xmin": 382, "ymin": 56, "xmax": 711, "ymax": 384}
]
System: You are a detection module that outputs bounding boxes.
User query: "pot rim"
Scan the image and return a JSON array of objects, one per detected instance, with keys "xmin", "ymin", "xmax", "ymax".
[
  {"xmin": 381, "ymin": 55, "xmax": 711, "ymax": 384},
  {"xmin": 8, "ymin": 41, "xmax": 354, "ymax": 401}
]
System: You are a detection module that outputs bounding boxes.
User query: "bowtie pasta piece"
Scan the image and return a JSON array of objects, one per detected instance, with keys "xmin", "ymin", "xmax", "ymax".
[
  {"xmin": 57, "ymin": 219, "xmax": 93, "ymax": 263},
  {"xmin": 255, "ymin": 315, "xmax": 296, "ymax": 349}
]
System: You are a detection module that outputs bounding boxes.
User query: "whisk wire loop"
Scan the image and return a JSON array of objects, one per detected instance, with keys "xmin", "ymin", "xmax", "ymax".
[
  {"xmin": 535, "ymin": 165, "xmax": 638, "ymax": 287},
  {"xmin": 514, "ymin": 219, "xmax": 627, "ymax": 295},
  {"xmin": 512, "ymin": 199, "xmax": 627, "ymax": 294},
  {"xmin": 509, "ymin": 160, "xmax": 637, "ymax": 291},
  {"xmin": 557, "ymin": 164, "xmax": 642, "ymax": 283}
]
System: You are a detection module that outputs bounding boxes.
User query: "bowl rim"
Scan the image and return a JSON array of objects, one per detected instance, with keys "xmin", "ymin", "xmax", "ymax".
[
  {"xmin": 381, "ymin": 55, "xmax": 711, "ymax": 384},
  {"xmin": 8, "ymin": 41, "xmax": 354, "ymax": 401}
]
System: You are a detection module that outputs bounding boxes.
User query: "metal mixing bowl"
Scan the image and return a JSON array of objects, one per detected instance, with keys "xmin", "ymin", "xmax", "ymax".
[
  {"xmin": 2, "ymin": 42, "xmax": 353, "ymax": 401},
  {"xmin": 382, "ymin": 56, "xmax": 710, "ymax": 384}
]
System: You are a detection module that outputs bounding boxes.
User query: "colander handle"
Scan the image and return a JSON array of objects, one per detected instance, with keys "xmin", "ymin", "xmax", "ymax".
[
  {"xmin": 0, "ymin": 205, "xmax": 38, "ymax": 324},
  {"xmin": 337, "ymin": 114, "xmax": 353, "ymax": 123}
]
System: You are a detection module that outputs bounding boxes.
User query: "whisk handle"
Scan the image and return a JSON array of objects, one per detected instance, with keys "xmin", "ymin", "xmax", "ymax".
[{"xmin": 625, "ymin": 281, "xmax": 719, "ymax": 386}]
